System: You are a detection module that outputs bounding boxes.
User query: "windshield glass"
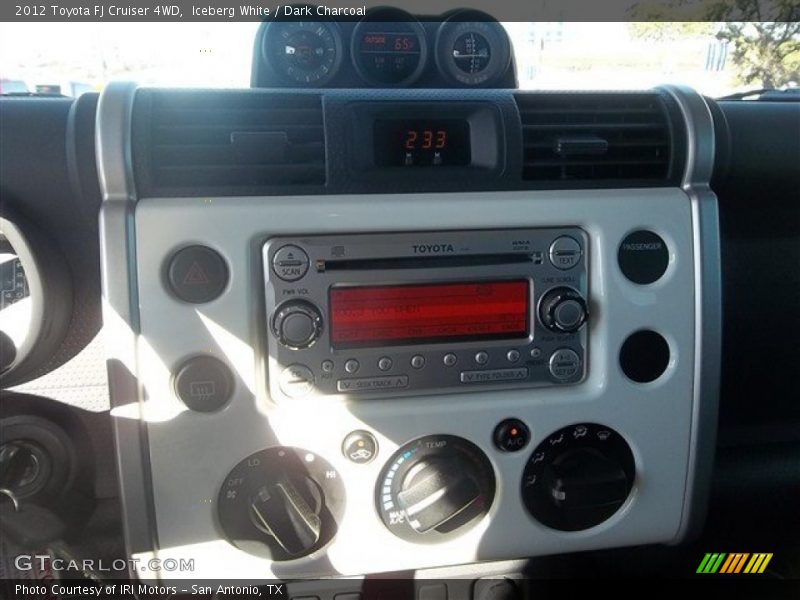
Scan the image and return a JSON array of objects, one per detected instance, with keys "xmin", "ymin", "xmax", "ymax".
[{"xmin": 1, "ymin": 21, "xmax": 797, "ymax": 96}]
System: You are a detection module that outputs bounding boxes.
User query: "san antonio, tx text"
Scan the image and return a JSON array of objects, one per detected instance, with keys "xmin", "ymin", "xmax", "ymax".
[{"xmin": 16, "ymin": 584, "xmax": 284, "ymax": 597}]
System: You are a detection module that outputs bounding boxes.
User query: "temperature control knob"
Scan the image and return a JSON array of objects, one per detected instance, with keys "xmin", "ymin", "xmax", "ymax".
[
  {"xmin": 539, "ymin": 287, "xmax": 588, "ymax": 333},
  {"xmin": 377, "ymin": 435, "xmax": 495, "ymax": 543},
  {"xmin": 218, "ymin": 447, "xmax": 345, "ymax": 560},
  {"xmin": 522, "ymin": 424, "xmax": 634, "ymax": 531},
  {"xmin": 272, "ymin": 301, "xmax": 323, "ymax": 349}
]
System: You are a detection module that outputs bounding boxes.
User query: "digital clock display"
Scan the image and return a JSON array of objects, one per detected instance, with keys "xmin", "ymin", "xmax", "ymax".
[{"xmin": 373, "ymin": 119, "xmax": 471, "ymax": 167}]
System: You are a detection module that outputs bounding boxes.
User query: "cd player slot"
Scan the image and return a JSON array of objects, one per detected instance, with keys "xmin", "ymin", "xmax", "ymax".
[{"xmin": 316, "ymin": 253, "xmax": 537, "ymax": 272}]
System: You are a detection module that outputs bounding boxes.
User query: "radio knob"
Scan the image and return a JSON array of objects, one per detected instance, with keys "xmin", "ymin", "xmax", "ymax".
[
  {"xmin": 272, "ymin": 301, "xmax": 323, "ymax": 349},
  {"xmin": 539, "ymin": 287, "xmax": 588, "ymax": 333}
]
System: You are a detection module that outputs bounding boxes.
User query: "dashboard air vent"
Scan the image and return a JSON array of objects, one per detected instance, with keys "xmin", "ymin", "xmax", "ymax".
[
  {"xmin": 134, "ymin": 90, "xmax": 325, "ymax": 194},
  {"xmin": 515, "ymin": 92, "xmax": 677, "ymax": 184}
]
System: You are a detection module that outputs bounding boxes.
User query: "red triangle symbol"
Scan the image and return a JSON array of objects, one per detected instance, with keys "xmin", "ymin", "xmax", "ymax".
[{"xmin": 183, "ymin": 261, "xmax": 210, "ymax": 285}]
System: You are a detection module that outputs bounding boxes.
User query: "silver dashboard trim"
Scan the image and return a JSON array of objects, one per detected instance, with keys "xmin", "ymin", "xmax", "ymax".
[
  {"xmin": 95, "ymin": 81, "xmax": 159, "ymax": 566},
  {"xmin": 659, "ymin": 84, "xmax": 722, "ymax": 542}
]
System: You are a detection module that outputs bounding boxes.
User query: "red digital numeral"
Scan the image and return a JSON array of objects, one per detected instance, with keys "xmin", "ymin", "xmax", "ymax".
[
  {"xmin": 405, "ymin": 129, "xmax": 447, "ymax": 151},
  {"xmin": 394, "ymin": 37, "xmax": 413, "ymax": 51},
  {"xmin": 405, "ymin": 130, "xmax": 417, "ymax": 150}
]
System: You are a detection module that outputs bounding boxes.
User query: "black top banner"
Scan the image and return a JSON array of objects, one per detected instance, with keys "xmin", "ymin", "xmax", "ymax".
[{"xmin": 4, "ymin": 0, "xmax": 799, "ymax": 22}]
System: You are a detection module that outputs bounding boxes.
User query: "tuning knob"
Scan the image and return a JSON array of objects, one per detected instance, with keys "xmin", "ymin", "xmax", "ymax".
[
  {"xmin": 377, "ymin": 435, "xmax": 495, "ymax": 543},
  {"xmin": 218, "ymin": 447, "xmax": 345, "ymax": 560},
  {"xmin": 539, "ymin": 287, "xmax": 588, "ymax": 333},
  {"xmin": 272, "ymin": 301, "xmax": 323, "ymax": 349},
  {"xmin": 522, "ymin": 424, "xmax": 634, "ymax": 531}
]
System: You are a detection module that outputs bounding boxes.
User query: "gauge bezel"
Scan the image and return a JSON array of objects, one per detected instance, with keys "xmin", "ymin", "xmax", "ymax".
[
  {"xmin": 434, "ymin": 12, "xmax": 511, "ymax": 87},
  {"xmin": 351, "ymin": 8, "xmax": 429, "ymax": 88},
  {"xmin": 262, "ymin": 18, "xmax": 344, "ymax": 87}
]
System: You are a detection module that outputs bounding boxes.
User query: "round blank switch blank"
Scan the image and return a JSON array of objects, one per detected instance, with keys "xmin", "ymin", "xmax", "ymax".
[{"xmin": 619, "ymin": 330, "xmax": 670, "ymax": 383}]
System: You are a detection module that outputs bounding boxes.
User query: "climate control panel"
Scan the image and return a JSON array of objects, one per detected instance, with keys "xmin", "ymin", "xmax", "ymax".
[{"xmin": 216, "ymin": 423, "xmax": 637, "ymax": 561}]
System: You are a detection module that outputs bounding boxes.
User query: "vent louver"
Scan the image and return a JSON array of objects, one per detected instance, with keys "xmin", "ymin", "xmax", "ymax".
[
  {"xmin": 134, "ymin": 90, "xmax": 325, "ymax": 194},
  {"xmin": 516, "ymin": 92, "xmax": 677, "ymax": 184}
]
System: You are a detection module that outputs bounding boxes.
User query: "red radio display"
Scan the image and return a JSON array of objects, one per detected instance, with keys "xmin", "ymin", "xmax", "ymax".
[{"xmin": 329, "ymin": 280, "xmax": 529, "ymax": 347}]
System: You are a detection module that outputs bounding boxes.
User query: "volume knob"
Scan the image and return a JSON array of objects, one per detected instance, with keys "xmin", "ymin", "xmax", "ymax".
[
  {"xmin": 272, "ymin": 301, "xmax": 323, "ymax": 349},
  {"xmin": 539, "ymin": 287, "xmax": 588, "ymax": 333}
]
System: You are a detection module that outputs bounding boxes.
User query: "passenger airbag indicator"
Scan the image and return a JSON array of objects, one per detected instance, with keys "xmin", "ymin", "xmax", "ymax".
[{"xmin": 329, "ymin": 280, "xmax": 529, "ymax": 347}]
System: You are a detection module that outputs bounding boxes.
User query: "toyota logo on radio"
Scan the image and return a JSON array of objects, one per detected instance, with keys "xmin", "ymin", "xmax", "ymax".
[{"xmin": 412, "ymin": 243, "xmax": 455, "ymax": 254}]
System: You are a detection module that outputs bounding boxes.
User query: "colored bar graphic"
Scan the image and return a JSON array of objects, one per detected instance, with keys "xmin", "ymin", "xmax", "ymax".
[
  {"xmin": 744, "ymin": 553, "xmax": 774, "ymax": 574},
  {"xmin": 697, "ymin": 552, "xmax": 773, "ymax": 574},
  {"xmin": 719, "ymin": 553, "xmax": 736, "ymax": 573},
  {"xmin": 697, "ymin": 553, "xmax": 727, "ymax": 573},
  {"xmin": 710, "ymin": 553, "xmax": 726, "ymax": 573},
  {"xmin": 696, "ymin": 553, "xmax": 714, "ymax": 573},
  {"xmin": 721, "ymin": 553, "xmax": 749, "ymax": 573}
]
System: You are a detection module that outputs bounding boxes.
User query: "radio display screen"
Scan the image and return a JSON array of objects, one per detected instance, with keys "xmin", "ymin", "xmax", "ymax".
[
  {"xmin": 373, "ymin": 119, "xmax": 471, "ymax": 167},
  {"xmin": 329, "ymin": 280, "xmax": 528, "ymax": 348}
]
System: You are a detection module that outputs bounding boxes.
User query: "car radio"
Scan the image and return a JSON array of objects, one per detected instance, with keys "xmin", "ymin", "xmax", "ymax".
[{"xmin": 263, "ymin": 228, "xmax": 588, "ymax": 400}]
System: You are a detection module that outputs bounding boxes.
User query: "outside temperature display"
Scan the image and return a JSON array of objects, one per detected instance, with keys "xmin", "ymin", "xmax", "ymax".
[
  {"xmin": 373, "ymin": 119, "xmax": 471, "ymax": 167},
  {"xmin": 360, "ymin": 32, "xmax": 418, "ymax": 53},
  {"xmin": 351, "ymin": 11, "xmax": 427, "ymax": 86}
]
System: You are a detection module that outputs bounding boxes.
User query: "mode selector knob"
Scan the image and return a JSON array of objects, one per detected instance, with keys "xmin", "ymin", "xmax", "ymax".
[
  {"xmin": 521, "ymin": 424, "xmax": 635, "ymax": 532},
  {"xmin": 541, "ymin": 448, "xmax": 630, "ymax": 530},
  {"xmin": 272, "ymin": 301, "xmax": 323, "ymax": 349},
  {"xmin": 539, "ymin": 287, "xmax": 588, "ymax": 333}
]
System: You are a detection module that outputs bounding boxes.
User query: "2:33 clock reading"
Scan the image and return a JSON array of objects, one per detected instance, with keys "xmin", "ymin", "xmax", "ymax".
[{"xmin": 374, "ymin": 119, "xmax": 471, "ymax": 167}]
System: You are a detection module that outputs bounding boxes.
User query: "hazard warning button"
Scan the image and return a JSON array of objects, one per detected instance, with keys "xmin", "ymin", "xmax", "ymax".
[{"xmin": 166, "ymin": 245, "xmax": 228, "ymax": 304}]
